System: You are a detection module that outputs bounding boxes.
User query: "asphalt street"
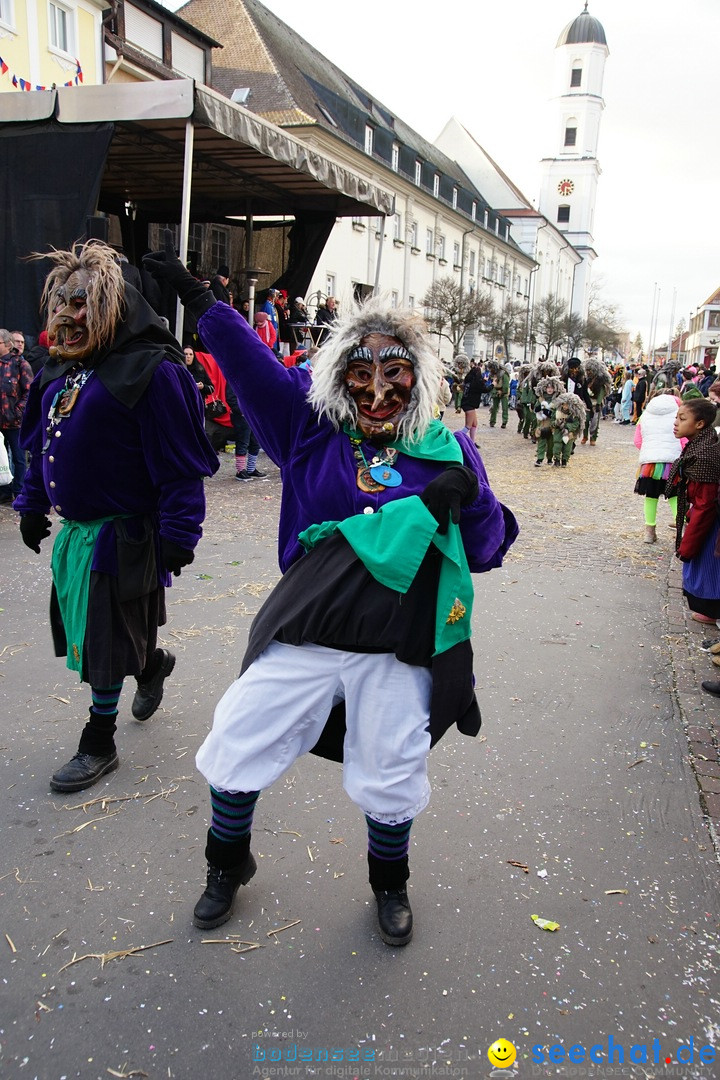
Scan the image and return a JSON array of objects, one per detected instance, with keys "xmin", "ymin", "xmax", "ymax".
[{"xmin": 0, "ymin": 408, "xmax": 718, "ymax": 1080}]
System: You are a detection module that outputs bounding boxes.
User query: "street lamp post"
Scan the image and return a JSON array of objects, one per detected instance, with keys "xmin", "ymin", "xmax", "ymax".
[{"xmin": 244, "ymin": 267, "xmax": 269, "ymax": 323}]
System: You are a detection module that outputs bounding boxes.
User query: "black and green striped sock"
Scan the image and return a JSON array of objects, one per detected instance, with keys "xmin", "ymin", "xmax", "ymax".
[
  {"xmin": 365, "ymin": 814, "xmax": 413, "ymax": 861},
  {"xmin": 209, "ymin": 787, "xmax": 260, "ymax": 843}
]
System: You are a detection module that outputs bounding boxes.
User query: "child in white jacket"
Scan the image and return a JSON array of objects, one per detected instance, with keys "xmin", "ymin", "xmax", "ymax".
[{"xmin": 634, "ymin": 389, "xmax": 684, "ymax": 543}]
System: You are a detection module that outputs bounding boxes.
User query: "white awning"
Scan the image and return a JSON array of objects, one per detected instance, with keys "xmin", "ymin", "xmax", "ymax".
[{"xmin": 0, "ymin": 78, "xmax": 394, "ymax": 220}]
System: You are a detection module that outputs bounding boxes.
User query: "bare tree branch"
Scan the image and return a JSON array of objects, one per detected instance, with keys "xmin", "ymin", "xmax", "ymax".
[{"xmin": 420, "ymin": 277, "xmax": 494, "ymax": 353}]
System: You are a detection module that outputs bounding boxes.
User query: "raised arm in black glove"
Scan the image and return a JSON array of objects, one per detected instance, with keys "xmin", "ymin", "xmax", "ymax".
[
  {"xmin": 161, "ymin": 538, "xmax": 195, "ymax": 577},
  {"xmin": 420, "ymin": 465, "xmax": 479, "ymax": 535},
  {"xmin": 142, "ymin": 230, "xmax": 217, "ymax": 323},
  {"xmin": 19, "ymin": 513, "xmax": 52, "ymax": 554}
]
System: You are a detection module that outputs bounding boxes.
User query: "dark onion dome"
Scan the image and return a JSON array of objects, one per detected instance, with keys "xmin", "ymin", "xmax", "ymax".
[{"xmin": 557, "ymin": 3, "xmax": 608, "ymax": 47}]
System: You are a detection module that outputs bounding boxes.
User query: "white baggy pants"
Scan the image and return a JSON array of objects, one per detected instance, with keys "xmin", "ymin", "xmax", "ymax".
[{"xmin": 195, "ymin": 641, "xmax": 433, "ymax": 823}]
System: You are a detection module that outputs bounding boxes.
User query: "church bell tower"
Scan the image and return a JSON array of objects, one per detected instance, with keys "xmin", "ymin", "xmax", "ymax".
[{"xmin": 538, "ymin": 3, "xmax": 609, "ymax": 318}]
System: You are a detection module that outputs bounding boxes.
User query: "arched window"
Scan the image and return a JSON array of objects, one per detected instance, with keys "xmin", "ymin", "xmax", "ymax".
[{"xmin": 564, "ymin": 120, "xmax": 577, "ymax": 147}]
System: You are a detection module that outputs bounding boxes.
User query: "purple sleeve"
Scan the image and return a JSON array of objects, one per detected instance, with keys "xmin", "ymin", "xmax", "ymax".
[
  {"xmin": 455, "ymin": 430, "xmax": 519, "ymax": 572},
  {"xmin": 197, "ymin": 302, "xmax": 310, "ymax": 465},
  {"xmin": 134, "ymin": 361, "xmax": 220, "ymax": 549},
  {"xmin": 14, "ymin": 377, "xmax": 52, "ymax": 514}
]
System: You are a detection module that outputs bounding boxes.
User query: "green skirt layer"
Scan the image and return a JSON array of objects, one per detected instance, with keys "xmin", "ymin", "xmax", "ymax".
[{"xmin": 50, "ymin": 517, "xmax": 117, "ymax": 680}]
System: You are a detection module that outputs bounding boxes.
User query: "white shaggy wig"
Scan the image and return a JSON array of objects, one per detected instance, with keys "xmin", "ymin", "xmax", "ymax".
[{"xmin": 307, "ymin": 294, "xmax": 443, "ymax": 442}]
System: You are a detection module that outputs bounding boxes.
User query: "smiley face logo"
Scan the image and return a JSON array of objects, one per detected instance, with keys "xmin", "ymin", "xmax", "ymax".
[{"xmin": 487, "ymin": 1039, "xmax": 517, "ymax": 1069}]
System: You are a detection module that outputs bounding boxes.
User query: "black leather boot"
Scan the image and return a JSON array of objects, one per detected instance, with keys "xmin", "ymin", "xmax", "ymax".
[
  {"xmin": 368, "ymin": 852, "xmax": 413, "ymax": 946},
  {"xmin": 373, "ymin": 888, "xmax": 413, "ymax": 946},
  {"xmin": 132, "ymin": 649, "xmax": 176, "ymax": 721},
  {"xmin": 50, "ymin": 750, "xmax": 119, "ymax": 793},
  {"xmin": 193, "ymin": 830, "xmax": 256, "ymax": 929},
  {"xmin": 51, "ymin": 711, "xmax": 118, "ymax": 793}
]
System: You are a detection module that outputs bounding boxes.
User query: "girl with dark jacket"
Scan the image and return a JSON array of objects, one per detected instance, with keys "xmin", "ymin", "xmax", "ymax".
[
  {"xmin": 184, "ymin": 347, "xmax": 214, "ymax": 400},
  {"xmin": 666, "ymin": 397, "xmax": 720, "ymax": 624},
  {"xmin": 460, "ymin": 364, "xmax": 486, "ymax": 446}
]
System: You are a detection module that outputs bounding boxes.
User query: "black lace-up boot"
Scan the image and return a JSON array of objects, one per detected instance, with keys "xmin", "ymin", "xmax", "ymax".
[
  {"xmin": 368, "ymin": 853, "xmax": 413, "ymax": 946},
  {"xmin": 193, "ymin": 829, "xmax": 256, "ymax": 929}
]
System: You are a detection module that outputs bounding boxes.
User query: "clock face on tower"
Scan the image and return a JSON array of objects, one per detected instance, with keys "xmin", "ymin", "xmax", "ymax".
[{"xmin": 558, "ymin": 179, "xmax": 574, "ymax": 196}]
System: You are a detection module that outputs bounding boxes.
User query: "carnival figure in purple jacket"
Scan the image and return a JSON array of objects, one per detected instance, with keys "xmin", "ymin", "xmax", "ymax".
[
  {"xmin": 144, "ymin": 236, "xmax": 518, "ymax": 947},
  {"xmin": 15, "ymin": 241, "xmax": 218, "ymax": 794}
]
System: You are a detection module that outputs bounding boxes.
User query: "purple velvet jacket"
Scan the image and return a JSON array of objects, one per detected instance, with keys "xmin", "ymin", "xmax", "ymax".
[
  {"xmin": 15, "ymin": 359, "xmax": 218, "ymax": 554},
  {"xmin": 198, "ymin": 302, "xmax": 517, "ymax": 572}
]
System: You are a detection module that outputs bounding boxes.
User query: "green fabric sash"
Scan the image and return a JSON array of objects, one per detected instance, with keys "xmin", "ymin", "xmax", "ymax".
[
  {"xmin": 298, "ymin": 495, "xmax": 473, "ymax": 657},
  {"xmin": 343, "ymin": 419, "xmax": 464, "ymax": 464},
  {"xmin": 51, "ymin": 516, "xmax": 117, "ymax": 681}
]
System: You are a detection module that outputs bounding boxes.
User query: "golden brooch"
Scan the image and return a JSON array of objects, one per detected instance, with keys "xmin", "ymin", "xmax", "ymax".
[{"xmin": 446, "ymin": 599, "xmax": 466, "ymax": 624}]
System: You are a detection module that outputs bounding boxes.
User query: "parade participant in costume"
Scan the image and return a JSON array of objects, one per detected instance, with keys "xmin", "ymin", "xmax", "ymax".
[
  {"xmin": 488, "ymin": 360, "xmax": 510, "ymax": 428},
  {"xmin": 15, "ymin": 241, "xmax": 218, "ymax": 793},
  {"xmin": 680, "ymin": 381, "xmax": 704, "ymax": 403},
  {"xmin": 533, "ymin": 376, "xmax": 563, "ymax": 466},
  {"xmin": 526, "ymin": 361, "xmax": 559, "ymax": 443},
  {"xmin": 581, "ymin": 357, "xmax": 612, "ymax": 446},
  {"xmin": 562, "ymin": 357, "xmax": 593, "ymax": 415},
  {"xmin": 452, "ymin": 352, "xmax": 470, "ymax": 413},
  {"xmin": 666, "ymin": 398, "xmax": 720, "ymax": 626},
  {"xmin": 551, "ymin": 392, "xmax": 586, "ymax": 467},
  {"xmin": 515, "ymin": 363, "xmax": 532, "ymax": 436},
  {"xmin": 633, "ymin": 389, "xmax": 682, "ymax": 544},
  {"xmin": 533, "ymin": 360, "xmax": 560, "ymax": 382},
  {"xmin": 143, "ymin": 237, "xmax": 518, "ymax": 947},
  {"xmin": 649, "ymin": 360, "xmax": 682, "ymax": 398}
]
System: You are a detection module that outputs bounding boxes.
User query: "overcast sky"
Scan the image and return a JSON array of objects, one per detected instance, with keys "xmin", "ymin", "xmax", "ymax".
[{"xmin": 172, "ymin": 0, "xmax": 719, "ymax": 346}]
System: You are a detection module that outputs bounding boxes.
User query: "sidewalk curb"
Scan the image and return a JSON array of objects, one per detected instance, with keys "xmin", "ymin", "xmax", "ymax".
[{"xmin": 666, "ymin": 558, "xmax": 720, "ymax": 860}]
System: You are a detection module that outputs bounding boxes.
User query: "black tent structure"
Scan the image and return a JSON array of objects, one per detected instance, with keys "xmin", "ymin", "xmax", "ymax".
[{"xmin": 0, "ymin": 78, "xmax": 394, "ymax": 334}]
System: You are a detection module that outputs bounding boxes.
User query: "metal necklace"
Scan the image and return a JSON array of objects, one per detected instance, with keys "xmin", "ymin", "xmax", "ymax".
[
  {"xmin": 349, "ymin": 435, "xmax": 403, "ymax": 493},
  {"xmin": 42, "ymin": 367, "xmax": 93, "ymax": 453}
]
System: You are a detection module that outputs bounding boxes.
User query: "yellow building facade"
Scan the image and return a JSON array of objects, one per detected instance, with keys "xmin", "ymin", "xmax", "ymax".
[{"xmin": 0, "ymin": 0, "xmax": 104, "ymax": 93}]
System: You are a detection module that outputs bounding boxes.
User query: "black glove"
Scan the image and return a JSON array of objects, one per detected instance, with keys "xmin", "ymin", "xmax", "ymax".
[
  {"xmin": 420, "ymin": 465, "xmax": 479, "ymax": 534},
  {"xmin": 161, "ymin": 538, "xmax": 195, "ymax": 577},
  {"xmin": 19, "ymin": 513, "xmax": 52, "ymax": 554},
  {"xmin": 142, "ymin": 230, "xmax": 217, "ymax": 322}
]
